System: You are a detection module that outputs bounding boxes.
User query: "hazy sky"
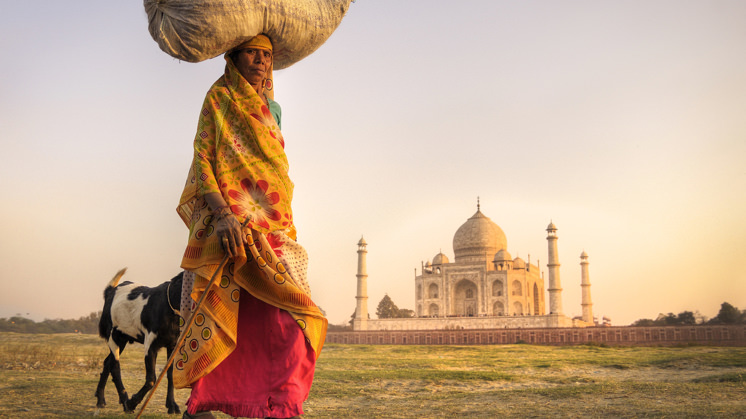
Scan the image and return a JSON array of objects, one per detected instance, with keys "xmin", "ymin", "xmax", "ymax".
[{"xmin": 1, "ymin": 1, "xmax": 745, "ymax": 327}]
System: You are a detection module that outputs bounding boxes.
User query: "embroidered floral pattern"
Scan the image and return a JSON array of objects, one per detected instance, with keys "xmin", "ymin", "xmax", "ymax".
[
  {"xmin": 178, "ymin": 59, "xmax": 293, "ymax": 236},
  {"xmin": 281, "ymin": 212, "xmax": 293, "ymax": 228},
  {"xmin": 231, "ymin": 134, "xmax": 247, "ymax": 153},
  {"xmin": 266, "ymin": 231, "xmax": 286, "ymax": 257},
  {"xmin": 228, "ymin": 179, "xmax": 282, "ymax": 230}
]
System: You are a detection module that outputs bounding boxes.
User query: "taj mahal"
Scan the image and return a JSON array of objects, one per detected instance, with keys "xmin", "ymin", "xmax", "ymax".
[{"xmin": 352, "ymin": 202, "xmax": 599, "ymax": 331}]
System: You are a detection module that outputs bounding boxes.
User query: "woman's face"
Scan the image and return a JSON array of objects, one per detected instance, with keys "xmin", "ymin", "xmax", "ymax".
[{"xmin": 234, "ymin": 48, "xmax": 272, "ymax": 87}]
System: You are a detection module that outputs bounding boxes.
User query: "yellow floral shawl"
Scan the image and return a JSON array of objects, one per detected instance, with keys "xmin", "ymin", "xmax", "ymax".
[{"xmin": 174, "ymin": 56, "xmax": 326, "ymax": 388}]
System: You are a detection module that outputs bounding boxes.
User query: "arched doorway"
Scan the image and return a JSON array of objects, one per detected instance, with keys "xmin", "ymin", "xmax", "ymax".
[{"xmin": 453, "ymin": 279, "xmax": 478, "ymax": 317}]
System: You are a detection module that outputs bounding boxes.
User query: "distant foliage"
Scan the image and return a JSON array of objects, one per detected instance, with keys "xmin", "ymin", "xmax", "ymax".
[
  {"xmin": 397, "ymin": 308, "xmax": 416, "ymax": 318},
  {"xmin": 708, "ymin": 302, "xmax": 746, "ymax": 325},
  {"xmin": 632, "ymin": 302, "xmax": 746, "ymax": 326},
  {"xmin": 376, "ymin": 294, "xmax": 415, "ymax": 319},
  {"xmin": 376, "ymin": 294, "xmax": 399, "ymax": 318},
  {"xmin": 0, "ymin": 312, "xmax": 101, "ymax": 334}
]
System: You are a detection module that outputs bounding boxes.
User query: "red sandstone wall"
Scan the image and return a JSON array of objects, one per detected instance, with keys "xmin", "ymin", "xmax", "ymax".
[{"xmin": 325, "ymin": 325, "xmax": 746, "ymax": 346}]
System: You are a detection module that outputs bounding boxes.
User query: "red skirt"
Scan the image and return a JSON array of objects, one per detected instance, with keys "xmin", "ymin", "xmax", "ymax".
[{"xmin": 186, "ymin": 290, "xmax": 316, "ymax": 418}]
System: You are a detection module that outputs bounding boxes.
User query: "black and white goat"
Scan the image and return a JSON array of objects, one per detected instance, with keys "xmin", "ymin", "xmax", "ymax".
[{"xmin": 95, "ymin": 268, "xmax": 183, "ymax": 414}]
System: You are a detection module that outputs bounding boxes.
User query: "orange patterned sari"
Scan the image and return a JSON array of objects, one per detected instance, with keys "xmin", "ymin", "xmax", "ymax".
[{"xmin": 174, "ymin": 56, "xmax": 326, "ymax": 388}]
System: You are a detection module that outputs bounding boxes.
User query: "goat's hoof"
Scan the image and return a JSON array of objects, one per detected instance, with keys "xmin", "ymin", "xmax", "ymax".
[
  {"xmin": 96, "ymin": 401, "xmax": 106, "ymax": 408},
  {"xmin": 118, "ymin": 391, "xmax": 130, "ymax": 406},
  {"xmin": 122, "ymin": 400, "xmax": 135, "ymax": 413},
  {"xmin": 168, "ymin": 405, "xmax": 181, "ymax": 414}
]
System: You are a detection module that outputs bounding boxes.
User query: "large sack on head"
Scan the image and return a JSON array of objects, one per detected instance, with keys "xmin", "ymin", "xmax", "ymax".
[{"xmin": 144, "ymin": 0, "xmax": 353, "ymax": 69}]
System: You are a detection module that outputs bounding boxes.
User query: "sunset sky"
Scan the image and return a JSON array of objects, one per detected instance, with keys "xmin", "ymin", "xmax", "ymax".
[{"xmin": 1, "ymin": 1, "xmax": 745, "ymax": 327}]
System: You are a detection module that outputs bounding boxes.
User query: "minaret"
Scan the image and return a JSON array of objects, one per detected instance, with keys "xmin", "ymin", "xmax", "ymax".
[
  {"xmin": 580, "ymin": 251, "xmax": 593, "ymax": 324},
  {"xmin": 353, "ymin": 236, "xmax": 369, "ymax": 331},
  {"xmin": 546, "ymin": 221, "xmax": 563, "ymax": 315}
]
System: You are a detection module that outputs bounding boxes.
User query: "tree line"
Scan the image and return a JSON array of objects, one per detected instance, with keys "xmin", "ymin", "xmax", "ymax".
[
  {"xmin": 373, "ymin": 295, "xmax": 746, "ymax": 327},
  {"xmin": 371, "ymin": 296, "xmax": 746, "ymax": 327},
  {"xmin": 2, "ymin": 301, "xmax": 744, "ymax": 334},
  {"xmin": 631, "ymin": 302, "xmax": 746, "ymax": 326},
  {"xmin": 0, "ymin": 312, "xmax": 101, "ymax": 334}
]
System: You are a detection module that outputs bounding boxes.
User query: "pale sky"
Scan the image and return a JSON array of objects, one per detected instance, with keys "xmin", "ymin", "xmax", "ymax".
[{"xmin": 1, "ymin": 1, "xmax": 745, "ymax": 327}]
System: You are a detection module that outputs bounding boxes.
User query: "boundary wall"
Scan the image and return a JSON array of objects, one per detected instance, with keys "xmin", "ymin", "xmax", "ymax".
[{"xmin": 326, "ymin": 325, "xmax": 746, "ymax": 346}]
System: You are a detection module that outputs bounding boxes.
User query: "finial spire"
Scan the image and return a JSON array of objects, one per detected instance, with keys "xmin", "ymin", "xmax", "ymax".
[{"xmin": 477, "ymin": 196, "xmax": 480, "ymax": 211}]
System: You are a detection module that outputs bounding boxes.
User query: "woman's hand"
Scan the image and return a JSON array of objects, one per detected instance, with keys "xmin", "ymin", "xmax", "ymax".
[
  {"xmin": 204, "ymin": 192, "xmax": 248, "ymax": 258},
  {"xmin": 214, "ymin": 211, "xmax": 246, "ymax": 258}
]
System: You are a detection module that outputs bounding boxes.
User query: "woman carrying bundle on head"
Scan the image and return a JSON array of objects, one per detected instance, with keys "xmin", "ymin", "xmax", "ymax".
[{"xmin": 174, "ymin": 34, "xmax": 327, "ymax": 419}]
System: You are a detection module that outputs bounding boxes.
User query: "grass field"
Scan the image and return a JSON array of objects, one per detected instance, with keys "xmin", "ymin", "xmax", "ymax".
[{"xmin": 0, "ymin": 332, "xmax": 744, "ymax": 418}]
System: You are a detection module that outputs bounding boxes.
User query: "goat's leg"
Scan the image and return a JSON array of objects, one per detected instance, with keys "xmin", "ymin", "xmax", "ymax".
[
  {"xmin": 164, "ymin": 346, "xmax": 181, "ymax": 414},
  {"xmin": 123, "ymin": 346, "xmax": 157, "ymax": 413},
  {"xmin": 98, "ymin": 336, "xmax": 129, "ymax": 410},
  {"xmin": 108, "ymin": 338, "xmax": 130, "ymax": 408},
  {"xmin": 110, "ymin": 355, "xmax": 130, "ymax": 407},
  {"xmin": 94, "ymin": 353, "xmax": 113, "ymax": 408}
]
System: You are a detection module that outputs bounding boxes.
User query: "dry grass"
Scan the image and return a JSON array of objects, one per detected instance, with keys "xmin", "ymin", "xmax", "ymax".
[{"xmin": 0, "ymin": 333, "xmax": 744, "ymax": 418}]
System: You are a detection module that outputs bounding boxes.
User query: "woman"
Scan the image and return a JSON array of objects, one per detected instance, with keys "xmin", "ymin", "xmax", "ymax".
[{"xmin": 174, "ymin": 34, "xmax": 327, "ymax": 419}]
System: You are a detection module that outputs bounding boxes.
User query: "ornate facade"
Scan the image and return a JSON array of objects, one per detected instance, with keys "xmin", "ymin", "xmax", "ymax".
[
  {"xmin": 416, "ymin": 208, "xmax": 545, "ymax": 319},
  {"xmin": 352, "ymin": 203, "xmax": 597, "ymax": 331}
]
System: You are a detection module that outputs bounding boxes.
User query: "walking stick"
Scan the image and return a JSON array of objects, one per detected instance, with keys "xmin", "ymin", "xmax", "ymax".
[{"xmin": 135, "ymin": 218, "xmax": 250, "ymax": 419}]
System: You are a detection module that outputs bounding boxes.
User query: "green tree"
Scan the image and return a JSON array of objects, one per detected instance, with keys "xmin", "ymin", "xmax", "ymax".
[
  {"xmin": 631, "ymin": 318, "xmax": 655, "ymax": 327},
  {"xmin": 397, "ymin": 308, "xmax": 415, "ymax": 318},
  {"xmin": 709, "ymin": 302, "xmax": 741, "ymax": 324},
  {"xmin": 376, "ymin": 294, "xmax": 400, "ymax": 319},
  {"xmin": 676, "ymin": 311, "xmax": 697, "ymax": 325},
  {"xmin": 632, "ymin": 310, "xmax": 698, "ymax": 326},
  {"xmin": 376, "ymin": 294, "xmax": 416, "ymax": 319},
  {"xmin": 657, "ymin": 313, "xmax": 677, "ymax": 325}
]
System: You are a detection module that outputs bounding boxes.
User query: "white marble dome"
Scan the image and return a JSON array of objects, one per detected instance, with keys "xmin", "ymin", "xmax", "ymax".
[
  {"xmin": 493, "ymin": 249, "xmax": 512, "ymax": 262},
  {"xmin": 513, "ymin": 257, "xmax": 526, "ymax": 269},
  {"xmin": 453, "ymin": 209, "xmax": 508, "ymax": 263},
  {"xmin": 432, "ymin": 252, "xmax": 449, "ymax": 265}
]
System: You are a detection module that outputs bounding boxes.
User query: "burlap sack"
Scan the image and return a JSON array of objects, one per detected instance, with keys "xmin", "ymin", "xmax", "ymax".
[{"xmin": 144, "ymin": 0, "xmax": 353, "ymax": 69}]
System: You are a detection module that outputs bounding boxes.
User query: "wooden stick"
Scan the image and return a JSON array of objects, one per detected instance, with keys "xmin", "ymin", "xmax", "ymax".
[{"xmin": 135, "ymin": 218, "xmax": 249, "ymax": 418}]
